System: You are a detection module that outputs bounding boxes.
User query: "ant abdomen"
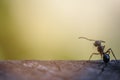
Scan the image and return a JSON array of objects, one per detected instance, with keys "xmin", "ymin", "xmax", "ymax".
[{"xmin": 103, "ymin": 53, "xmax": 110, "ymax": 63}]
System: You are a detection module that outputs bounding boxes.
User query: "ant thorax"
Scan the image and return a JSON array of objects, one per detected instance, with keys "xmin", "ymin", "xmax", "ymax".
[{"xmin": 97, "ymin": 45, "xmax": 104, "ymax": 54}]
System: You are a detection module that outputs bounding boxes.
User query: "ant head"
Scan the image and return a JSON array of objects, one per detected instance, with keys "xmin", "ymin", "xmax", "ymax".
[{"xmin": 93, "ymin": 41, "xmax": 101, "ymax": 47}]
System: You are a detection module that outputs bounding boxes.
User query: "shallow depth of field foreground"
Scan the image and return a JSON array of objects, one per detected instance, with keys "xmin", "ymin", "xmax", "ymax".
[{"xmin": 0, "ymin": 60, "xmax": 120, "ymax": 80}]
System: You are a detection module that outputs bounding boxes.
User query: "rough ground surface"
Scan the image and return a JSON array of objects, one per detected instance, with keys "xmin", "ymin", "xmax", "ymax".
[{"xmin": 0, "ymin": 60, "xmax": 120, "ymax": 80}]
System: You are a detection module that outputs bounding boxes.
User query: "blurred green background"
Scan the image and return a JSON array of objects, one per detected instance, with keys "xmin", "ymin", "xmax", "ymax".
[{"xmin": 0, "ymin": 0, "xmax": 120, "ymax": 60}]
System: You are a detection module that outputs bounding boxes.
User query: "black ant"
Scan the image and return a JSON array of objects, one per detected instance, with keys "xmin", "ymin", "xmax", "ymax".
[{"xmin": 78, "ymin": 37, "xmax": 118, "ymax": 64}]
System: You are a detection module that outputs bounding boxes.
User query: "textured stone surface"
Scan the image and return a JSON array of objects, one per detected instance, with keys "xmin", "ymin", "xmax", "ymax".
[{"xmin": 0, "ymin": 60, "xmax": 120, "ymax": 80}]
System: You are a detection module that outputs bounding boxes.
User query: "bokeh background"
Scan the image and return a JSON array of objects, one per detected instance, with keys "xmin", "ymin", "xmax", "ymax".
[{"xmin": 0, "ymin": 0, "xmax": 120, "ymax": 60}]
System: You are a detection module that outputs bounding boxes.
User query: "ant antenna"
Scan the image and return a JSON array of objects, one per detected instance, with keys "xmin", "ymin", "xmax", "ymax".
[{"xmin": 78, "ymin": 37, "xmax": 105, "ymax": 43}]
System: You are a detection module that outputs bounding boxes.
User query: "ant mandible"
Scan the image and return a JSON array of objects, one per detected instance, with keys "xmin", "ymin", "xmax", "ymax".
[{"xmin": 78, "ymin": 37, "xmax": 118, "ymax": 63}]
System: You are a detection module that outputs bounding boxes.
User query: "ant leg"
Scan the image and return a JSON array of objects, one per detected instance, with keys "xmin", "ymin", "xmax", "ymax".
[
  {"xmin": 100, "ymin": 54, "xmax": 103, "ymax": 60},
  {"xmin": 101, "ymin": 63, "xmax": 107, "ymax": 72},
  {"xmin": 89, "ymin": 53, "xmax": 100, "ymax": 61},
  {"xmin": 106, "ymin": 48, "xmax": 118, "ymax": 63}
]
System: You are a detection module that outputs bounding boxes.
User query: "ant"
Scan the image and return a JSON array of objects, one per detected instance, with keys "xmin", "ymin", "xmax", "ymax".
[{"xmin": 78, "ymin": 37, "xmax": 118, "ymax": 64}]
